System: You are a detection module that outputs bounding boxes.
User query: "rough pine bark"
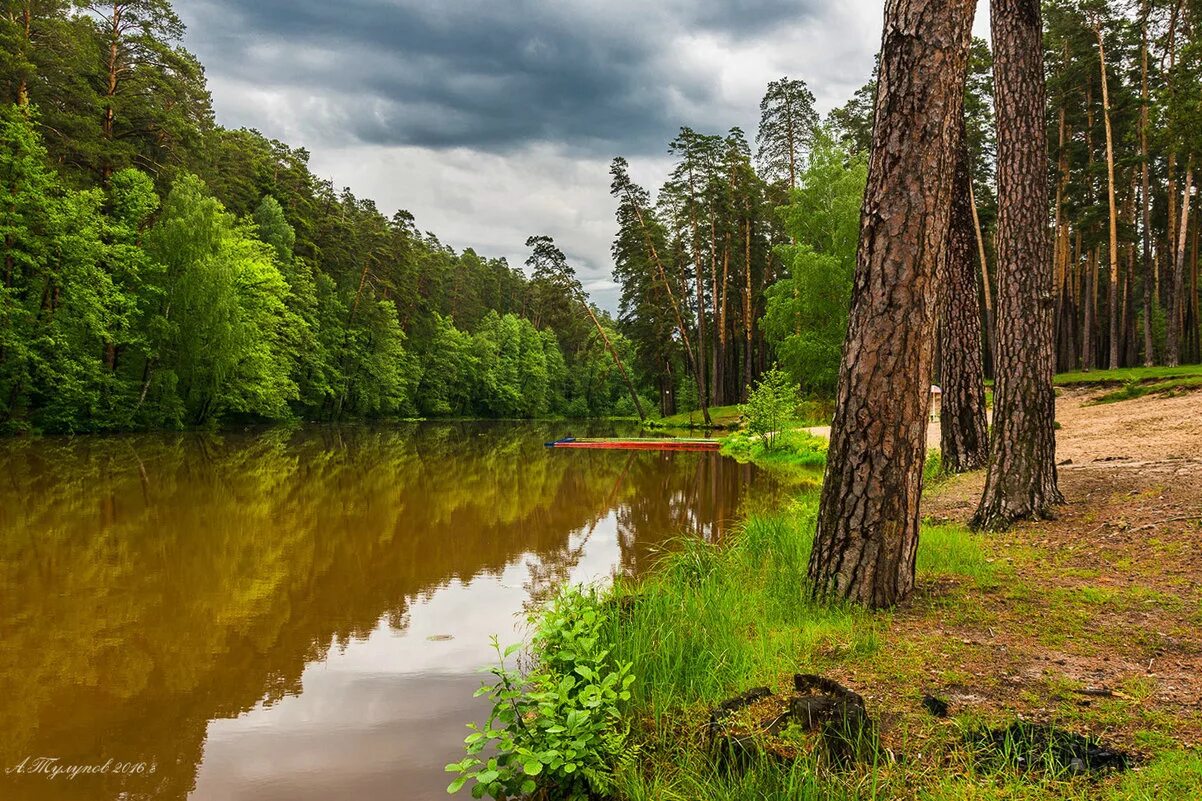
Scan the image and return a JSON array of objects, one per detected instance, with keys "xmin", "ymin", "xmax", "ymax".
[
  {"xmin": 939, "ymin": 126, "xmax": 989, "ymax": 473},
  {"xmin": 807, "ymin": 0, "xmax": 975, "ymax": 608},
  {"xmin": 971, "ymin": 0, "xmax": 1063, "ymax": 531}
]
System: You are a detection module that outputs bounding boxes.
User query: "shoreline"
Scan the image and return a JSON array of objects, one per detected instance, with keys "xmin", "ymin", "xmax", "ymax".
[{"xmin": 449, "ymin": 386, "xmax": 1202, "ymax": 799}]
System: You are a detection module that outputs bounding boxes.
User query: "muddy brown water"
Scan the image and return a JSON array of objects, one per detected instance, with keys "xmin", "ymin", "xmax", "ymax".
[{"xmin": 0, "ymin": 422, "xmax": 779, "ymax": 801}]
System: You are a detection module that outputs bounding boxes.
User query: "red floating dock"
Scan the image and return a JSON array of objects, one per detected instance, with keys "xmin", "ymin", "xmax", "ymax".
[{"xmin": 545, "ymin": 437, "xmax": 721, "ymax": 452}]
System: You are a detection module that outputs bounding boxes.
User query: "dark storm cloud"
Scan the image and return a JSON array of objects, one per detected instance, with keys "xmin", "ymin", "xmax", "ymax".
[{"xmin": 178, "ymin": 0, "xmax": 823, "ymax": 155}]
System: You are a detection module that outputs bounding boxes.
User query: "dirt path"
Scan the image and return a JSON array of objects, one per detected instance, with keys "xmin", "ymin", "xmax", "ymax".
[
  {"xmin": 805, "ymin": 387, "xmax": 1202, "ymax": 465},
  {"xmin": 824, "ymin": 388, "xmax": 1202, "ymax": 760}
]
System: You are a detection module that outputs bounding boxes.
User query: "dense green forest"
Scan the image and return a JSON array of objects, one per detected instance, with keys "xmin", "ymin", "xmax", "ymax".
[
  {"xmin": 0, "ymin": 1, "xmax": 650, "ymax": 433},
  {"xmin": 2, "ymin": 0, "xmax": 1200, "ymax": 434}
]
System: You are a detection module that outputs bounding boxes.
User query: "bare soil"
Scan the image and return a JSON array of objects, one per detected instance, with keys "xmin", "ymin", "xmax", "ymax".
[{"xmin": 836, "ymin": 388, "xmax": 1202, "ymax": 759}]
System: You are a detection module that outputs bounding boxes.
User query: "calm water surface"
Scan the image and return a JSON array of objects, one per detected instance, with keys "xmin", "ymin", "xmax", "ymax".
[{"xmin": 0, "ymin": 422, "xmax": 778, "ymax": 801}]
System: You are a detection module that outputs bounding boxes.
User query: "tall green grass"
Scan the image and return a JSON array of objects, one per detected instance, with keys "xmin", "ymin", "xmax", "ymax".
[
  {"xmin": 606, "ymin": 496, "xmax": 878, "ymax": 711},
  {"xmin": 506, "ymin": 429, "xmax": 1084, "ymax": 800}
]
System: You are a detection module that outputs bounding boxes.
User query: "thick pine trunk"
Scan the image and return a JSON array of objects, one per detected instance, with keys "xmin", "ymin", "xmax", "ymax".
[
  {"xmin": 807, "ymin": 0, "xmax": 975, "ymax": 608},
  {"xmin": 972, "ymin": 0, "xmax": 1063, "ymax": 530},
  {"xmin": 939, "ymin": 126, "xmax": 989, "ymax": 473}
]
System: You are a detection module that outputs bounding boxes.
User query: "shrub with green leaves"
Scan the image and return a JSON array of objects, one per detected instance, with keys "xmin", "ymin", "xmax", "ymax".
[
  {"xmin": 446, "ymin": 588, "xmax": 636, "ymax": 800},
  {"xmin": 740, "ymin": 366, "xmax": 802, "ymax": 451}
]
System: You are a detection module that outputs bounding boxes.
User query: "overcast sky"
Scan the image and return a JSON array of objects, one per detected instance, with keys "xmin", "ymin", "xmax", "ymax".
[{"xmin": 176, "ymin": 1, "xmax": 986, "ymax": 311}]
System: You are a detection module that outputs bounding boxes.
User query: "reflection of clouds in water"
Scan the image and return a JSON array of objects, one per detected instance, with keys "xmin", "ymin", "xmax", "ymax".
[
  {"xmin": 0, "ymin": 423, "xmax": 774, "ymax": 801},
  {"xmin": 197, "ymin": 514, "xmax": 630, "ymax": 801}
]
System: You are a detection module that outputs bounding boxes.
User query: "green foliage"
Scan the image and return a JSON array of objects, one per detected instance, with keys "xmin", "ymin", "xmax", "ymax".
[
  {"xmin": 917, "ymin": 524, "xmax": 994, "ymax": 584},
  {"xmin": 756, "ymin": 76, "xmax": 819, "ymax": 186},
  {"xmin": 447, "ymin": 589, "xmax": 635, "ymax": 800},
  {"xmin": 0, "ymin": 97, "xmax": 649, "ymax": 430},
  {"xmin": 143, "ymin": 174, "xmax": 299, "ymax": 425},
  {"xmin": 739, "ymin": 365, "xmax": 801, "ymax": 450},
  {"xmin": 763, "ymin": 136, "xmax": 867, "ymax": 394},
  {"xmin": 722, "ymin": 429, "xmax": 828, "ymax": 477}
]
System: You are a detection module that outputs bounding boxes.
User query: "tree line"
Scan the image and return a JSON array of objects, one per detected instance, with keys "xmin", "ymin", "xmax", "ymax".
[
  {"xmin": 0, "ymin": 0, "xmax": 645, "ymax": 433},
  {"xmin": 1046, "ymin": 0, "xmax": 1202, "ymax": 370}
]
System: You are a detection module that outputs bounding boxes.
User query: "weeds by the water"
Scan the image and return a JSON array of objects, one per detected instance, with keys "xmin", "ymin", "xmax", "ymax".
[
  {"xmin": 721, "ymin": 429, "xmax": 828, "ymax": 478},
  {"xmin": 607, "ymin": 498, "xmax": 877, "ymax": 710},
  {"xmin": 452, "ymin": 424, "xmax": 1201, "ymax": 800}
]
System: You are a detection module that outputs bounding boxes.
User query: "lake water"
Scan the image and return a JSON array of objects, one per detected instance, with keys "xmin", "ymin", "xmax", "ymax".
[{"xmin": 0, "ymin": 423, "xmax": 777, "ymax": 801}]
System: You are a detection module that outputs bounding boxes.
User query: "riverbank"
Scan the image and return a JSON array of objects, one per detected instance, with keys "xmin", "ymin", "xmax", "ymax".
[{"xmin": 450, "ymin": 385, "xmax": 1202, "ymax": 800}]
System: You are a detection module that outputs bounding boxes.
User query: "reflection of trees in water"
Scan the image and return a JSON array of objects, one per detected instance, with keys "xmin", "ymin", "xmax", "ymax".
[
  {"xmin": 0, "ymin": 425, "xmax": 771, "ymax": 801},
  {"xmin": 522, "ymin": 452, "xmax": 638, "ymax": 608},
  {"xmin": 613, "ymin": 454, "xmax": 766, "ymax": 576}
]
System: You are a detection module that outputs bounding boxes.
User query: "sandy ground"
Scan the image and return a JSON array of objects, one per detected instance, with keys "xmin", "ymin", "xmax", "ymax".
[
  {"xmin": 805, "ymin": 386, "xmax": 1202, "ymax": 757},
  {"xmin": 805, "ymin": 386, "xmax": 1202, "ymax": 465}
]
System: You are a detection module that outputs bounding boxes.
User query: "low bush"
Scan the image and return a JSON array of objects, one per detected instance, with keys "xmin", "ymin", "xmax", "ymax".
[{"xmin": 447, "ymin": 588, "xmax": 636, "ymax": 800}]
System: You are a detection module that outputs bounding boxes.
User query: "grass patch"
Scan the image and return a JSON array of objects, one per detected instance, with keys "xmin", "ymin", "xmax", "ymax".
[
  {"xmin": 919, "ymin": 523, "xmax": 994, "ymax": 585},
  {"xmin": 1091, "ymin": 376, "xmax": 1202, "ymax": 404},
  {"xmin": 647, "ymin": 404, "xmax": 745, "ymax": 430},
  {"xmin": 596, "ymin": 486, "xmax": 998, "ymax": 799},
  {"xmin": 1055, "ymin": 365, "xmax": 1202, "ymax": 386},
  {"xmin": 608, "ymin": 496, "xmax": 877, "ymax": 710},
  {"xmin": 721, "ymin": 429, "xmax": 828, "ymax": 480},
  {"xmin": 1049, "ymin": 365, "xmax": 1202, "ymax": 403},
  {"xmin": 648, "ymin": 398, "xmax": 835, "ymax": 431},
  {"xmin": 1106, "ymin": 749, "xmax": 1202, "ymax": 799}
]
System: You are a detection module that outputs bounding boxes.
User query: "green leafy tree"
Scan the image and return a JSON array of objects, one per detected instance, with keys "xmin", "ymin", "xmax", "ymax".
[
  {"xmin": 755, "ymin": 76, "xmax": 819, "ymax": 188},
  {"xmin": 739, "ymin": 365, "xmax": 800, "ymax": 451},
  {"xmin": 762, "ymin": 134, "xmax": 868, "ymax": 393},
  {"xmin": 143, "ymin": 173, "xmax": 299, "ymax": 425}
]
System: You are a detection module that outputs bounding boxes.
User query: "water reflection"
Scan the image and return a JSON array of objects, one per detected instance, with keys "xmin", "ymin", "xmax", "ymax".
[{"xmin": 0, "ymin": 423, "xmax": 776, "ymax": 801}]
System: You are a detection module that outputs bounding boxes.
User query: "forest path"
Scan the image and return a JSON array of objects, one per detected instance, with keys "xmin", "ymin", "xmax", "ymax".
[
  {"xmin": 803, "ymin": 385, "xmax": 1202, "ymax": 465},
  {"xmin": 820, "ymin": 386, "xmax": 1202, "ymax": 761}
]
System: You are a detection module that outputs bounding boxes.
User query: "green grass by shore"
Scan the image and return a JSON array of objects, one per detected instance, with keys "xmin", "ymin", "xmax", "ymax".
[
  {"xmin": 453, "ymin": 426, "xmax": 1202, "ymax": 800},
  {"xmin": 645, "ymin": 398, "xmax": 835, "ymax": 431}
]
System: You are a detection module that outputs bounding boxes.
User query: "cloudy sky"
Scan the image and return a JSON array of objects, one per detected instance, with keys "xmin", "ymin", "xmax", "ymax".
[{"xmin": 176, "ymin": 1, "xmax": 984, "ymax": 311}]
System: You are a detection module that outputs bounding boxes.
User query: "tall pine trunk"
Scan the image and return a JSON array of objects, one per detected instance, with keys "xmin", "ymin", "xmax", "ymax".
[
  {"xmin": 743, "ymin": 216, "xmax": 755, "ymax": 399},
  {"xmin": 969, "ymin": 182, "xmax": 997, "ymax": 377},
  {"xmin": 971, "ymin": 0, "xmax": 1063, "ymax": 530},
  {"xmin": 1140, "ymin": 0, "xmax": 1156, "ymax": 365},
  {"xmin": 807, "ymin": 0, "xmax": 975, "ymax": 608},
  {"xmin": 939, "ymin": 123, "xmax": 989, "ymax": 473},
  {"xmin": 1093, "ymin": 17, "xmax": 1121, "ymax": 371},
  {"xmin": 624, "ymin": 189, "xmax": 711, "ymax": 425},
  {"xmin": 1167, "ymin": 159, "xmax": 1194, "ymax": 367}
]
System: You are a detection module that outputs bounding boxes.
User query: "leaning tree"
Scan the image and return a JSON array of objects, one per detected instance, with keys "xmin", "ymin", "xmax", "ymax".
[
  {"xmin": 972, "ymin": 0, "xmax": 1064, "ymax": 530},
  {"xmin": 939, "ymin": 118, "xmax": 990, "ymax": 474},
  {"xmin": 807, "ymin": 0, "xmax": 977, "ymax": 608}
]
